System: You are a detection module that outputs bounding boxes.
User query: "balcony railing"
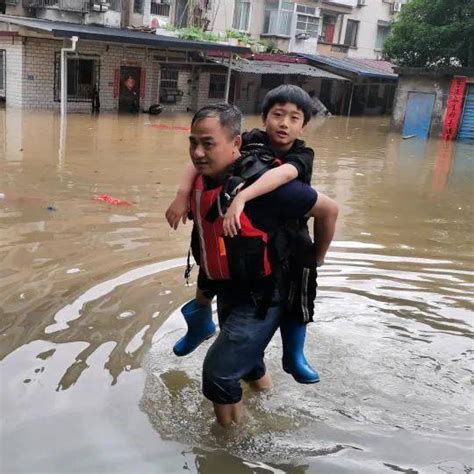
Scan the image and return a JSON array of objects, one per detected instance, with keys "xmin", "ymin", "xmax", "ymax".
[
  {"xmin": 23, "ymin": 0, "xmax": 90, "ymax": 12},
  {"xmin": 5, "ymin": 0, "xmax": 19, "ymax": 5},
  {"xmin": 150, "ymin": 2, "xmax": 169, "ymax": 16}
]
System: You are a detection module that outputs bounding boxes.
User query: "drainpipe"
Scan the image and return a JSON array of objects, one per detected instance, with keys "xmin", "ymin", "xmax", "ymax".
[
  {"xmin": 224, "ymin": 53, "xmax": 233, "ymax": 103},
  {"xmin": 61, "ymin": 36, "xmax": 79, "ymax": 116}
]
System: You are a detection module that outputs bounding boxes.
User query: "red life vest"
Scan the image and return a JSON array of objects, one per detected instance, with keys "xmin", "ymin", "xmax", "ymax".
[{"xmin": 191, "ymin": 175, "xmax": 272, "ymax": 281}]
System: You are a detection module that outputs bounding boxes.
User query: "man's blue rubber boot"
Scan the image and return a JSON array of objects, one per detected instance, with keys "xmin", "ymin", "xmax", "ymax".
[
  {"xmin": 280, "ymin": 319, "xmax": 320, "ymax": 384},
  {"xmin": 173, "ymin": 300, "xmax": 216, "ymax": 357}
]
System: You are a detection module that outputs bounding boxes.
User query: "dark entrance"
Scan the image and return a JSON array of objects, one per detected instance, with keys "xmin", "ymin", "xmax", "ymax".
[{"xmin": 119, "ymin": 66, "xmax": 141, "ymax": 113}]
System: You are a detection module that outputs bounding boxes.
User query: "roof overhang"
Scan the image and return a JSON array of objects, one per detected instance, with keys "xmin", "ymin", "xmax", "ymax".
[
  {"xmin": 211, "ymin": 58, "xmax": 349, "ymax": 80},
  {"xmin": 0, "ymin": 15, "xmax": 250, "ymax": 54},
  {"xmin": 296, "ymin": 53, "xmax": 398, "ymax": 80}
]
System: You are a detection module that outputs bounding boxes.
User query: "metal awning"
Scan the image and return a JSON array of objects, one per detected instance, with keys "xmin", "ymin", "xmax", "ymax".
[
  {"xmin": 213, "ymin": 59, "xmax": 348, "ymax": 80},
  {"xmin": 0, "ymin": 15, "xmax": 250, "ymax": 54},
  {"xmin": 297, "ymin": 53, "xmax": 398, "ymax": 79}
]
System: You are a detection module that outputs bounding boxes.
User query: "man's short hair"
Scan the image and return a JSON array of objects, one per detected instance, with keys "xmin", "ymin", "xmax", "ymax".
[
  {"xmin": 191, "ymin": 103, "xmax": 242, "ymax": 138},
  {"xmin": 262, "ymin": 85, "xmax": 313, "ymax": 125}
]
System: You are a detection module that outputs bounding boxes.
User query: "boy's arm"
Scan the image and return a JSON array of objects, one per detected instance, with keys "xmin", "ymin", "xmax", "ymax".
[
  {"xmin": 306, "ymin": 193, "xmax": 339, "ymax": 265},
  {"xmin": 223, "ymin": 163, "xmax": 298, "ymax": 237},
  {"xmin": 165, "ymin": 162, "xmax": 198, "ymax": 230}
]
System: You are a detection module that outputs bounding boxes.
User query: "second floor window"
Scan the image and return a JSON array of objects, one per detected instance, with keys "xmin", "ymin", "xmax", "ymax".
[
  {"xmin": 320, "ymin": 14, "xmax": 336, "ymax": 43},
  {"xmin": 233, "ymin": 0, "xmax": 251, "ymax": 31},
  {"xmin": 375, "ymin": 24, "xmax": 390, "ymax": 50},
  {"xmin": 263, "ymin": 0, "xmax": 294, "ymax": 37},
  {"xmin": 344, "ymin": 19, "xmax": 359, "ymax": 47},
  {"xmin": 296, "ymin": 5, "xmax": 319, "ymax": 38}
]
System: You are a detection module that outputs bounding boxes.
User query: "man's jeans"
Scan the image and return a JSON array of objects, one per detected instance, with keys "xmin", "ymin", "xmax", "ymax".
[{"xmin": 202, "ymin": 290, "xmax": 282, "ymax": 404}]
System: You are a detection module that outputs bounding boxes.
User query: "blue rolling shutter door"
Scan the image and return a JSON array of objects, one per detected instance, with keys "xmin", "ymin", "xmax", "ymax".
[{"xmin": 458, "ymin": 84, "xmax": 474, "ymax": 142}]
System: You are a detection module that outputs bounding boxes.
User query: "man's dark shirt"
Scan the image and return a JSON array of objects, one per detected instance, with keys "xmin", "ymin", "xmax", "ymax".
[{"xmin": 241, "ymin": 129, "xmax": 314, "ymax": 185}]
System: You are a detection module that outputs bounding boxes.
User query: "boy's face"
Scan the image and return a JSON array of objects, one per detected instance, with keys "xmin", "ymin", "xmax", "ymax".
[
  {"xmin": 263, "ymin": 102, "xmax": 306, "ymax": 152},
  {"xmin": 189, "ymin": 117, "xmax": 241, "ymax": 178}
]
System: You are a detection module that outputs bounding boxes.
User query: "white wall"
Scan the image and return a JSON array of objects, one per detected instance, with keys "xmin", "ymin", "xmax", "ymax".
[
  {"xmin": 0, "ymin": 37, "xmax": 24, "ymax": 108},
  {"xmin": 345, "ymin": 0, "xmax": 394, "ymax": 59}
]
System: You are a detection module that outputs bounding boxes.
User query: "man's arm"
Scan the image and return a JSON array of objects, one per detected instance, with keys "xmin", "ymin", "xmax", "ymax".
[
  {"xmin": 306, "ymin": 193, "xmax": 339, "ymax": 265},
  {"xmin": 165, "ymin": 162, "xmax": 198, "ymax": 229}
]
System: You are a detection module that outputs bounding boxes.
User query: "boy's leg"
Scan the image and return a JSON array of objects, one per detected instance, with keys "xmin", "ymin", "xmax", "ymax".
[
  {"xmin": 202, "ymin": 297, "xmax": 281, "ymax": 427},
  {"xmin": 195, "ymin": 287, "xmax": 212, "ymax": 306}
]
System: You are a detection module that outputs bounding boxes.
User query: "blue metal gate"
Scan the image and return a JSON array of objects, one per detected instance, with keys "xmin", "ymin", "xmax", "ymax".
[
  {"xmin": 402, "ymin": 92, "xmax": 436, "ymax": 139},
  {"xmin": 458, "ymin": 84, "xmax": 474, "ymax": 142}
]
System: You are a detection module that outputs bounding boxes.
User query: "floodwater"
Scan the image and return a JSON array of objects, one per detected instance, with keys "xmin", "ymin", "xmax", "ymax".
[{"xmin": 0, "ymin": 108, "xmax": 473, "ymax": 474}]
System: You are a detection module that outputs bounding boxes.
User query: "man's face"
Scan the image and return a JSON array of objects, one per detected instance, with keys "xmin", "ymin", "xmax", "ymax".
[
  {"xmin": 189, "ymin": 117, "xmax": 241, "ymax": 178},
  {"xmin": 263, "ymin": 102, "xmax": 306, "ymax": 152}
]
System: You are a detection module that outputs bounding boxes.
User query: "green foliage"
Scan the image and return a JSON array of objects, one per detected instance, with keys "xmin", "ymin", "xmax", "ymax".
[
  {"xmin": 383, "ymin": 0, "xmax": 474, "ymax": 67},
  {"xmin": 175, "ymin": 27, "xmax": 222, "ymax": 42}
]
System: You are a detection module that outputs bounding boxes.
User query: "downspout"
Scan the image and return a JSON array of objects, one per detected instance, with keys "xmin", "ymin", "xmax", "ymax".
[
  {"xmin": 224, "ymin": 53, "xmax": 233, "ymax": 103},
  {"xmin": 61, "ymin": 36, "xmax": 78, "ymax": 116}
]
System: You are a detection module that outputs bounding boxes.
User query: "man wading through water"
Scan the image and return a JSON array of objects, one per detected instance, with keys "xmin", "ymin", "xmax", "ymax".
[{"xmin": 175, "ymin": 103, "xmax": 338, "ymax": 427}]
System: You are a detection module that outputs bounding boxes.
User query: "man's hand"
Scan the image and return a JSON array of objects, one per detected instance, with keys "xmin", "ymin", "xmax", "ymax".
[
  {"xmin": 165, "ymin": 193, "xmax": 189, "ymax": 230},
  {"xmin": 223, "ymin": 194, "xmax": 245, "ymax": 237}
]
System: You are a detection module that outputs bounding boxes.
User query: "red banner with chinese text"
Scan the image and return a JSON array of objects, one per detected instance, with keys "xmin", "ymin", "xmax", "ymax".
[{"xmin": 442, "ymin": 76, "xmax": 467, "ymax": 140}]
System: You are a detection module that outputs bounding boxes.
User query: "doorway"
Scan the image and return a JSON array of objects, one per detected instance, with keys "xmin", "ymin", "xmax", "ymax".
[{"xmin": 119, "ymin": 66, "xmax": 141, "ymax": 113}]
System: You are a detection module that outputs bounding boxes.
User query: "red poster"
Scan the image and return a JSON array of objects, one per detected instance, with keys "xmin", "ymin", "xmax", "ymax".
[
  {"xmin": 441, "ymin": 76, "xmax": 467, "ymax": 140},
  {"xmin": 113, "ymin": 69, "xmax": 120, "ymax": 99},
  {"xmin": 140, "ymin": 69, "xmax": 146, "ymax": 99}
]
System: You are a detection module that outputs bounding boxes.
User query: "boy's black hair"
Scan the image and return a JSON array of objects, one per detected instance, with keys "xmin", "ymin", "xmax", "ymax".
[
  {"xmin": 261, "ymin": 85, "xmax": 313, "ymax": 125},
  {"xmin": 191, "ymin": 103, "xmax": 242, "ymax": 137}
]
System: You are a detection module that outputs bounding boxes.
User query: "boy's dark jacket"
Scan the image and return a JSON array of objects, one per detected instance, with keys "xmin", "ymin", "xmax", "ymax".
[{"xmin": 241, "ymin": 129, "xmax": 314, "ymax": 185}]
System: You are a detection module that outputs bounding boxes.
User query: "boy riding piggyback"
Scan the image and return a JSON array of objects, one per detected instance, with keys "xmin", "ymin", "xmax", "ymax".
[{"xmin": 166, "ymin": 85, "xmax": 333, "ymax": 384}]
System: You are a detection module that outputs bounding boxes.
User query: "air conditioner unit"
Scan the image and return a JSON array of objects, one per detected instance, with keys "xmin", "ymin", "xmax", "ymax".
[
  {"xmin": 295, "ymin": 32, "xmax": 310, "ymax": 40},
  {"xmin": 357, "ymin": 0, "xmax": 367, "ymax": 6},
  {"xmin": 391, "ymin": 2, "xmax": 402, "ymax": 12}
]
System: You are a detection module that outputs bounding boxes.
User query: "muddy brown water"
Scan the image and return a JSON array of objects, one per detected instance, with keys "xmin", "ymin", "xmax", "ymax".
[{"xmin": 0, "ymin": 109, "xmax": 473, "ymax": 474}]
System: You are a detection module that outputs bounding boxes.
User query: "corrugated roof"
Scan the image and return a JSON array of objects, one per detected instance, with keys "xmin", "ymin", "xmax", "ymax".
[
  {"xmin": 0, "ymin": 15, "xmax": 250, "ymax": 53},
  {"xmin": 213, "ymin": 59, "xmax": 348, "ymax": 80},
  {"xmin": 297, "ymin": 53, "xmax": 398, "ymax": 79}
]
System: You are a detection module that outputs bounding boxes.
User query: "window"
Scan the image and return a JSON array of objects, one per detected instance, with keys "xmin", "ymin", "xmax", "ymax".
[
  {"xmin": 320, "ymin": 14, "xmax": 337, "ymax": 43},
  {"xmin": 0, "ymin": 50, "xmax": 5, "ymax": 98},
  {"xmin": 134, "ymin": 0, "xmax": 143, "ymax": 14},
  {"xmin": 375, "ymin": 24, "xmax": 390, "ymax": 50},
  {"xmin": 296, "ymin": 5, "xmax": 319, "ymax": 38},
  {"xmin": 160, "ymin": 68, "xmax": 179, "ymax": 92},
  {"xmin": 233, "ymin": 0, "xmax": 251, "ymax": 31},
  {"xmin": 54, "ymin": 53, "xmax": 100, "ymax": 102},
  {"xmin": 261, "ymin": 74, "xmax": 281, "ymax": 89},
  {"xmin": 263, "ymin": 0, "xmax": 294, "ymax": 37},
  {"xmin": 208, "ymin": 74, "xmax": 226, "ymax": 99},
  {"xmin": 344, "ymin": 19, "xmax": 359, "ymax": 47},
  {"xmin": 151, "ymin": 1, "xmax": 170, "ymax": 15}
]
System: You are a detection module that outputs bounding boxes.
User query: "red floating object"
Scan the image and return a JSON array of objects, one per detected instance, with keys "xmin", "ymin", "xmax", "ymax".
[
  {"xmin": 151, "ymin": 124, "xmax": 190, "ymax": 132},
  {"xmin": 94, "ymin": 194, "xmax": 132, "ymax": 206}
]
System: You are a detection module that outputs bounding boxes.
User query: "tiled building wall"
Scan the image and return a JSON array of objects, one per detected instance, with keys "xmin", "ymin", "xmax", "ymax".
[{"xmin": 3, "ymin": 37, "xmax": 161, "ymax": 111}]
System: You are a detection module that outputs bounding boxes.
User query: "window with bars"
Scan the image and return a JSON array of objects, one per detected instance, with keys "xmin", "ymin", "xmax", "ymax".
[
  {"xmin": 160, "ymin": 68, "xmax": 179, "ymax": 92},
  {"xmin": 263, "ymin": 0, "xmax": 294, "ymax": 36},
  {"xmin": 296, "ymin": 5, "xmax": 319, "ymax": 38},
  {"xmin": 151, "ymin": 1, "xmax": 170, "ymax": 15},
  {"xmin": 344, "ymin": 19, "xmax": 359, "ymax": 47},
  {"xmin": 232, "ymin": 0, "xmax": 251, "ymax": 31},
  {"xmin": 208, "ymin": 74, "xmax": 226, "ymax": 99},
  {"xmin": 0, "ymin": 50, "xmax": 5, "ymax": 98},
  {"xmin": 53, "ymin": 53, "xmax": 100, "ymax": 102}
]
